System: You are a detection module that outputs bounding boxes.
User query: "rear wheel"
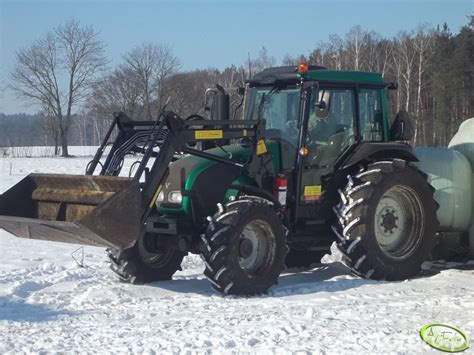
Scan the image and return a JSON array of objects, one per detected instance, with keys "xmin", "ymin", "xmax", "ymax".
[
  {"xmin": 332, "ymin": 159, "xmax": 438, "ymax": 280},
  {"xmin": 201, "ymin": 198, "xmax": 287, "ymax": 295},
  {"xmin": 108, "ymin": 231, "xmax": 185, "ymax": 284}
]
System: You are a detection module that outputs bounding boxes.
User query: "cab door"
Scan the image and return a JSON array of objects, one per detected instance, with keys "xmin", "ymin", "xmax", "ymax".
[{"xmin": 298, "ymin": 85, "xmax": 357, "ymax": 204}]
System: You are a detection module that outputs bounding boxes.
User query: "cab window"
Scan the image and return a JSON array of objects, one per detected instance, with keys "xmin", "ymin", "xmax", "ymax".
[
  {"xmin": 247, "ymin": 87, "xmax": 300, "ymax": 146},
  {"xmin": 358, "ymin": 89, "xmax": 384, "ymax": 141}
]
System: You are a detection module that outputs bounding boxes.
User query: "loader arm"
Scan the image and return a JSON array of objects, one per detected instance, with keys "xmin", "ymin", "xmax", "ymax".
[{"xmin": 0, "ymin": 111, "xmax": 273, "ymax": 249}]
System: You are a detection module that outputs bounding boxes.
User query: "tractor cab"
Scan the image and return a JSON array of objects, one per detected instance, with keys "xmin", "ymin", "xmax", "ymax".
[{"xmin": 244, "ymin": 65, "xmax": 392, "ymax": 220}]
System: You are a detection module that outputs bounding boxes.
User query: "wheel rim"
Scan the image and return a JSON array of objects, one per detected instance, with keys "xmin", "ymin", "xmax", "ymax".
[
  {"xmin": 374, "ymin": 185, "xmax": 425, "ymax": 260},
  {"xmin": 139, "ymin": 232, "xmax": 174, "ymax": 268},
  {"xmin": 238, "ymin": 219, "xmax": 276, "ymax": 276}
]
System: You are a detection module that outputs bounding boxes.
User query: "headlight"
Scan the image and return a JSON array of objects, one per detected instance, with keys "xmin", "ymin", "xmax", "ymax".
[
  {"xmin": 168, "ymin": 191, "xmax": 183, "ymax": 204},
  {"xmin": 156, "ymin": 190, "xmax": 164, "ymax": 202}
]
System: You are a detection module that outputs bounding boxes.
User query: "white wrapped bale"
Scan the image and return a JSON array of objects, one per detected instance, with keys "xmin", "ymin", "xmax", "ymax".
[
  {"xmin": 414, "ymin": 147, "xmax": 472, "ymax": 231},
  {"xmin": 448, "ymin": 118, "xmax": 474, "ymax": 250},
  {"xmin": 449, "ymin": 118, "xmax": 474, "ymax": 168}
]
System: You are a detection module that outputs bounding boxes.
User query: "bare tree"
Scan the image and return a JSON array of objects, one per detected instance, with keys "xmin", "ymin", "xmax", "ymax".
[
  {"xmin": 10, "ymin": 19, "xmax": 106, "ymax": 156},
  {"xmin": 346, "ymin": 26, "xmax": 367, "ymax": 71},
  {"xmin": 39, "ymin": 107, "xmax": 60, "ymax": 155},
  {"xmin": 248, "ymin": 46, "xmax": 276, "ymax": 74},
  {"xmin": 281, "ymin": 54, "xmax": 299, "ymax": 66},
  {"xmin": 390, "ymin": 44, "xmax": 404, "ymax": 112},
  {"xmin": 374, "ymin": 39, "xmax": 393, "ymax": 77},
  {"xmin": 413, "ymin": 26, "xmax": 435, "ymax": 145},
  {"xmin": 123, "ymin": 43, "xmax": 179, "ymax": 120},
  {"xmin": 220, "ymin": 65, "xmax": 241, "ymax": 88},
  {"xmin": 397, "ymin": 32, "xmax": 416, "ymax": 113},
  {"xmin": 91, "ymin": 64, "xmax": 143, "ymax": 119},
  {"xmin": 309, "ymin": 44, "xmax": 326, "ymax": 67},
  {"xmin": 164, "ymin": 69, "xmax": 217, "ymax": 118},
  {"xmin": 327, "ymin": 34, "xmax": 345, "ymax": 69},
  {"xmin": 161, "ymin": 65, "xmax": 249, "ymax": 120}
]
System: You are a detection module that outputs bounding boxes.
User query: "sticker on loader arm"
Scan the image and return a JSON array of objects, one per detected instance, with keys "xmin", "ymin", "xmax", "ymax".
[
  {"xmin": 195, "ymin": 130, "xmax": 224, "ymax": 140},
  {"xmin": 149, "ymin": 185, "xmax": 163, "ymax": 208},
  {"xmin": 256, "ymin": 139, "xmax": 267, "ymax": 155},
  {"xmin": 304, "ymin": 185, "xmax": 322, "ymax": 202}
]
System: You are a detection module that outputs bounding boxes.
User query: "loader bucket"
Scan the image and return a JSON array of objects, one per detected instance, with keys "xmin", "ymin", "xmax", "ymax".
[{"xmin": 0, "ymin": 174, "xmax": 142, "ymax": 249}]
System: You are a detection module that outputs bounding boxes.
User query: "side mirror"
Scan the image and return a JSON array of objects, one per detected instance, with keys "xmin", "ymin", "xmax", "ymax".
[
  {"xmin": 315, "ymin": 100, "xmax": 327, "ymax": 110},
  {"xmin": 314, "ymin": 90, "xmax": 331, "ymax": 119},
  {"xmin": 205, "ymin": 85, "xmax": 230, "ymax": 121},
  {"xmin": 390, "ymin": 110, "xmax": 414, "ymax": 141}
]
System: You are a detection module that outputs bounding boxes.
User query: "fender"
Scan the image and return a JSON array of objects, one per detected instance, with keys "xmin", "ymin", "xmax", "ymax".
[
  {"xmin": 190, "ymin": 164, "xmax": 241, "ymax": 216},
  {"xmin": 230, "ymin": 184, "xmax": 281, "ymax": 208},
  {"xmin": 338, "ymin": 142, "xmax": 418, "ymax": 170}
]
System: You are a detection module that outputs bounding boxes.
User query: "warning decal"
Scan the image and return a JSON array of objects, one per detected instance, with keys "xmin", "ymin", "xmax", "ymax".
[
  {"xmin": 256, "ymin": 139, "xmax": 268, "ymax": 155},
  {"xmin": 195, "ymin": 130, "xmax": 224, "ymax": 140},
  {"xmin": 304, "ymin": 185, "xmax": 322, "ymax": 202}
]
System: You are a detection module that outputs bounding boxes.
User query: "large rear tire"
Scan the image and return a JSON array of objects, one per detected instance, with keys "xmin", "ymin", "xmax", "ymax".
[
  {"xmin": 108, "ymin": 232, "xmax": 185, "ymax": 284},
  {"xmin": 201, "ymin": 198, "xmax": 287, "ymax": 295},
  {"xmin": 332, "ymin": 159, "xmax": 439, "ymax": 280}
]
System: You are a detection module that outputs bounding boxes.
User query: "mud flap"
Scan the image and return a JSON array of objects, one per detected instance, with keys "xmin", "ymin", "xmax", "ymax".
[{"xmin": 0, "ymin": 174, "xmax": 142, "ymax": 249}]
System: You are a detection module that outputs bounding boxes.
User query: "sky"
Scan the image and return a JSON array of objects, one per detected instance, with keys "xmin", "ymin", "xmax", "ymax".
[{"xmin": 0, "ymin": 0, "xmax": 472, "ymax": 114}]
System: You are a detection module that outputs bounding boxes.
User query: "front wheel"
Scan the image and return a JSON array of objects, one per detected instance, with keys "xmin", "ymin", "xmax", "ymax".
[
  {"xmin": 201, "ymin": 198, "xmax": 287, "ymax": 295},
  {"xmin": 108, "ymin": 231, "xmax": 185, "ymax": 284},
  {"xmin": 332, "ymin": 159, "xmax": 439, "ymax": 280}
]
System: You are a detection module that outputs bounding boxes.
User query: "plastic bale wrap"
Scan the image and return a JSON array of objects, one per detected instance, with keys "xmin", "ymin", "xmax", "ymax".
[{"xmin": 448, "ymin": 118, "xmax": 474, "ymax": 251}]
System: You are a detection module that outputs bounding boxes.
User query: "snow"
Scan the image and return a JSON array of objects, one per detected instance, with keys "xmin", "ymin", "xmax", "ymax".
[{"xmin": 1, "ymin": 153, "xmax": 473, "ymax": 353}]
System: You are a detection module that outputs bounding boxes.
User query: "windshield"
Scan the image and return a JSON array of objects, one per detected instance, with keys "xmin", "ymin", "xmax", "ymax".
[{"xmin": 246, "ymin": 86, "xmax": 300, "ymax": 146}]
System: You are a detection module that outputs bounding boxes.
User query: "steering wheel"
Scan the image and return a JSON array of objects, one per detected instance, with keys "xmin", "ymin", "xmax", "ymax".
[
  {"xmin": 185, "ymin": 114, "xmax": 207, "ymax": 122},
  {"xmin": 265, "ymin": 128, "xmax": 282, "ymax": 139},
  {"xmin": 308, "ymin": 139, "xmax": 328, "ymax": 147},
  {"xmin": 266, "ymin": 128, "xmax": 298, "ymax": 144}
]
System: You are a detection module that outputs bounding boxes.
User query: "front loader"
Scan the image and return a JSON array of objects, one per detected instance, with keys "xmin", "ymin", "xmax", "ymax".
[
  {"xmin": 0, "ymin": 109, "xmax": 273, "ymax": 248},
  {"xmin": 1, "ymin": 63, "xmax": 472, "ymax": 295}
]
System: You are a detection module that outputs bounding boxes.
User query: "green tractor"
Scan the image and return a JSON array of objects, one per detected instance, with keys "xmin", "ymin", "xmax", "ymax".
[{"xmin": 0, "ymin": 64, "xmax": 444, "ymax": 295}]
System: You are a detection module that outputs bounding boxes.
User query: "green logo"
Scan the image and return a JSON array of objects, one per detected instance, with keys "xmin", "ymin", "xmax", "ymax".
[{"xmin": 420, "ymin": 323, "xmax": 470, "ymax": 352}]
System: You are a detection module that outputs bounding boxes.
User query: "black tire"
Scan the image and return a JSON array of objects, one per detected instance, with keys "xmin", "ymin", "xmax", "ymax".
[
  {"xmin": 285, "ymin": 249, "xmax": 327, "ymax": 268},
  {"xmin": 201, "ymin": 198, "xmax": 287, "ymax": 295},
  {"xmin": 332, "ymin": 159, "xmax": 439, "ymax": 281},
  {"xmin": 108, "ymin": 232, "xmax": 185, "ymax": 284}
]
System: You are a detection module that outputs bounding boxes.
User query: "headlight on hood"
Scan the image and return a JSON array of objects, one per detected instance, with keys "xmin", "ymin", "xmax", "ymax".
[
  {"xmin": 156, "ymin": 190, "xmax": 165, "ymax": 202},
  {"xmin": 168, "ymin": 190, "xmax": 183, "ymax": 204}
]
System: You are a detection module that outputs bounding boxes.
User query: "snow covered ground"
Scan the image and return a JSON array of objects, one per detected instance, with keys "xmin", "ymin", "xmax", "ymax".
[{"xmin": 0, "ymin": 154, "xmax": 473, "ymax": 353}]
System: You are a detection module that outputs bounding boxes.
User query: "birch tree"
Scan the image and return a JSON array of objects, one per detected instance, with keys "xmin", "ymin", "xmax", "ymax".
[
  {"xmin": 328, "ymin": 34, "xmax": 345, "ymax": 70},
  {"xmin": 346, "ymin": 26, "xmax": 366, "ymax": 71},
  {"xmin": 413, "ymin": 26, "xmax": 435, "ymax": 145}
]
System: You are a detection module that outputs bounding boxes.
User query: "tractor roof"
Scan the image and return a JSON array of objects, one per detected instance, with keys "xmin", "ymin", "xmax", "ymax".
[{"xmin": 248, "ymin": 65, "xmax": 386, "ymax": 87}]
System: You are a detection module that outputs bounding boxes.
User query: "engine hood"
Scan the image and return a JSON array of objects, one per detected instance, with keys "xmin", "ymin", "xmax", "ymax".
[{"xmin": 157, "ymin": 141, "xmax": 283, "ymax": 215}]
